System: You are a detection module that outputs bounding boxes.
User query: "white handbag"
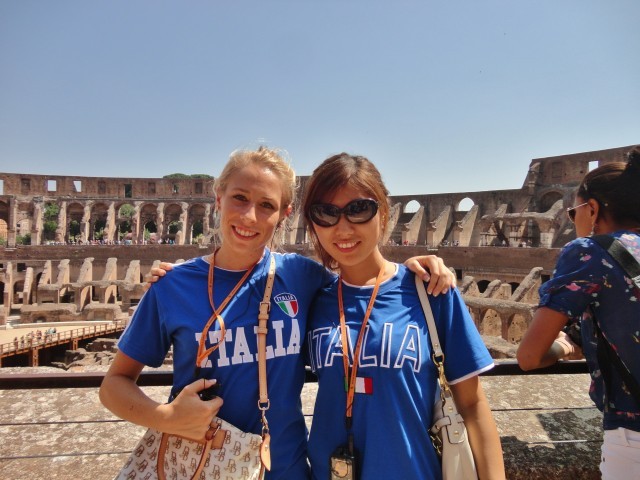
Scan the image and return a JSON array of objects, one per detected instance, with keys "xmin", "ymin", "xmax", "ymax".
[{"xmin": 415, "ymin": 274, "xmax": 479, "ymax": 480}]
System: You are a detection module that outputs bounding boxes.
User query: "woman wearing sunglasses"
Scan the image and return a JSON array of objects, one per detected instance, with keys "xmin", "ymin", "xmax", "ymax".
[
  {"xmin": 517, "ymin": 147, "xmax": 640, "ymax": 479},
  {"xmin": 302, "ymin": 153, "xmax": 505, "ymax": 479},
  {"xmin": 103, "ymin": 146, "xmax": 456, "ymax": 480}
]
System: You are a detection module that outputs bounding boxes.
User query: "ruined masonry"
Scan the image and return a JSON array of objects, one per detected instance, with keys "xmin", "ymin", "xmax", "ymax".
[{"xmin": 0, "ymin": 145, "xmax": 636, "ymax": 342}]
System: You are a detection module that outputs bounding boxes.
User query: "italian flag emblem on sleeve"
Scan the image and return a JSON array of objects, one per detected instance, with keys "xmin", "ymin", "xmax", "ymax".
[
  {"xmin": 274, "ymin": 293, "xmax": 299, "ymax": 317},
  {"xmin": 345, "ymin": 377, "xmax": 373, "ymax": 395}
]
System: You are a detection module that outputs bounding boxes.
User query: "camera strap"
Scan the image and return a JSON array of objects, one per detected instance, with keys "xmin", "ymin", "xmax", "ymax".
[
  {"xmin": 338, "ymin": 262, "xmax": 386, "ymax": 438},
  {"xmin": 195, "ymin": 250, "xmax": 259, "ymax": 368}
]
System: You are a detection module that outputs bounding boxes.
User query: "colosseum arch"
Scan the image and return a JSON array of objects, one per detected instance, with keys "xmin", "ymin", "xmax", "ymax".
[
  {"xmin": 163, "ymin": 203, "xmax": 184, "ymax": 243},
  {"xmin": 403, "ymin": 200, "xmax": 421, "ymax": 214},
  {"xmin": 139, "ymin": 203, "xmax": 159, "ymax": 243},
  {"xmin": 116, "ymin": 202, "xmax": 136, "ymax": 242},
  {"xmin": 539, "ymin": 191, "xmax": 564, "ymax": 212},
  {"xmin": 456, "ymin": 197, "xmax": 475, "ymax": 212},
  {"xmin": 66, "ymin": 202, "xmax": 84, "ymax": 243},
  {"xmin": 188, "ymin": 204, "xmax": 208, "ymax": 244},
  {"xmin": 90, "ymin": 202, "xmax": 110, "ymax": 241},
  {"xmin": 0, "ymin": 200, "xmax": 9, "ymax": 243}
]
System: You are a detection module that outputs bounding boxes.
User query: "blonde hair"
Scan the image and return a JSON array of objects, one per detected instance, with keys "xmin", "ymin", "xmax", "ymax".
[{"xmin": 212, "ymin": 146, "xmax": 297, "ymax": 249}]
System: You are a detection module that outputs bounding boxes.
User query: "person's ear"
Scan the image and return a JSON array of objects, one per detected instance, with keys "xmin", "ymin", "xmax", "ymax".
[
  {"xmin": 215, "ymin": 195, "xmax": 221, "ymax": 210},
  {"xmin": 587, "ymin": 198, "xmax": 600, "ymax": 220},
  {"xmin": 283, "ymin": 205, "xmax": 293, "ymax": 218}
]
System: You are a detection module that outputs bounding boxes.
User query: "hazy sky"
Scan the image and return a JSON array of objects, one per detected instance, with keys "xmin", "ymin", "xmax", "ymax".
[{"xmin": 1, "ymin": 1, "xmax": 638, "ymax": 195}]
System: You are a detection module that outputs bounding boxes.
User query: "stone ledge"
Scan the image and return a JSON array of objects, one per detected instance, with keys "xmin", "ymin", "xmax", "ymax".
[{"xmin": 0, "ymin": 371, "xmax": 601, "ymax": 479}]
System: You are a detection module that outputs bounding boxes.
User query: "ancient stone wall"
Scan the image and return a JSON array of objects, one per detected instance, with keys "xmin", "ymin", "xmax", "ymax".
[
  {"xmin": 0, "ymin": 145, "xmax": 637, "ymax": 334},
  {"xmin": 1, "ymin": 145, "xmax": 637, "ymax": 249}
]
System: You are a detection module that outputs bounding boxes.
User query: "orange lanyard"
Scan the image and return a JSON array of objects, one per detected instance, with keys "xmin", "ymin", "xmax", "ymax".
[
  {"xmin": 195, "ymin": 252, "xmax": 259, "ymax": 370},
  {"xmin": 338, "ymin": 263, "xmax": 386, "ymax": 429}
]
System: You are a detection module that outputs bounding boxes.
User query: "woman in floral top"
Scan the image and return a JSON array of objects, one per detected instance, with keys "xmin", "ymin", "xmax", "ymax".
[{"xmin": 517, "ymin": 146, "xmax": 640, "ymax": 479}]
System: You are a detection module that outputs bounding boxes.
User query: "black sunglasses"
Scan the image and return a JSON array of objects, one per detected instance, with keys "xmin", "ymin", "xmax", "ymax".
[
  {"xmin": 566, "ymin": 202, "xmax": 588, "ymax": 222},
  {"xmin": 309, "ymin": 198, "xmax": 379, "ymax": 227}
]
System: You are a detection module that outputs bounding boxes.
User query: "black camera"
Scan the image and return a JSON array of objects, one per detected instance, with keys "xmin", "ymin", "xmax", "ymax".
[
  {"xmin": 198, "ymin": 384, "xmax": 220, "ymax": 401},
  {"xmin": 330, "ymin": 445, "xmax": 357, "ymax": 480},
  {"xmin": 171, "ymin": 382, "xmax": 220, "ymax": 402}
]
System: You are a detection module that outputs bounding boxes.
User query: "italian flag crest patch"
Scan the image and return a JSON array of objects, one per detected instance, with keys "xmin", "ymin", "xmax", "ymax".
[{"xmin": 274, "ymin": 293, "xmax": 299, "ymax": 317}]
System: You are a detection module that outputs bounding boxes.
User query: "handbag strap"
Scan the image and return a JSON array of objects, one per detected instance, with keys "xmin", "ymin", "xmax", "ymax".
[
  {"xmin": 589, "ymin": 235, "xmax": 640, "ymax": 406},
  {"xmin": 414, "ymin": 274, "xmax": 468, "ymax": 445},
  {"xmin": 591, "ymin": 234, "xmax": 640, "ymax": 289},
  {"xmin": 257, "ymin": 254, "xmax": 276, "ymax": 473},
  {"xmin": 414, "ymin": 274, "xmax": 444, "ymax": 370},
  {"xmin": 258, "ymin": 255, "xmax": 276, "ymax": 424}
]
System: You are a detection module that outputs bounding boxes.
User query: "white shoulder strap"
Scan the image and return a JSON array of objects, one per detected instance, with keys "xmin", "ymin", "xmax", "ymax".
[{"xmin": 414, "ymin": 274, "xmax": 443, "ymax": 359}]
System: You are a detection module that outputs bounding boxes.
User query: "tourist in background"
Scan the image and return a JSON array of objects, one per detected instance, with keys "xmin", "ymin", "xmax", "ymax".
[
  {"xmin": 302, "ymin": 153, "xmax": 505, "ymax": 479},
  {"xmin": 517, "ymin": 147, "xmax": 640, "ymax": 479},
  {"xmin": 101, "ymin": 146, "xmax": 455, "ymax": 480}
]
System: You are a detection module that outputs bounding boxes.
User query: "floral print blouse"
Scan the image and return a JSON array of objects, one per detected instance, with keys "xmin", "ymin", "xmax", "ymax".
[{"xmin": 539, "ymin": 231, "xmax": 640, "ymax": 432}]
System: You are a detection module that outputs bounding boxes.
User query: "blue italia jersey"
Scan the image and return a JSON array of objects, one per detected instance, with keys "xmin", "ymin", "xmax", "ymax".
[
  {"xmin": 118, "ymin": 250, "xmax": 334, "ymax": 480},
  {"xmin": 306, "ymin": 264, "xmax": 493, "ymax": 480},
  {"xmin": 539, "ymin": 231, "xmax": 640, "ymax": 432}
]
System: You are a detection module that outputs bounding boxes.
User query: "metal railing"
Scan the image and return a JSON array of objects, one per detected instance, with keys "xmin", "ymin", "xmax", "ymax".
[
  {"xmin": 0, "ymin": 320, "xmax": 127, "ymax": 357},
  {"xmin": 0, "ymin": 360, "xmax": 589, "ymax": 390}
]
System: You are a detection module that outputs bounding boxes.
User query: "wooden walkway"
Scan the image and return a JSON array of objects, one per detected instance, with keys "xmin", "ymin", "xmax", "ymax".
[{"xmin": 0, "ymin": 321, "xmax": 126, "ymax": 366}]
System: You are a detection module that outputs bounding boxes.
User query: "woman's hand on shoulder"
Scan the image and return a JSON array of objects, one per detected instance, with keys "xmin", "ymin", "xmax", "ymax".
[
  {"xmin": 143, "ymin": 262, "xmax": 174, "ymax": 291},
  {"xmin": 405, "ymin": 255, "xmax": 456, "ymax": 296}
]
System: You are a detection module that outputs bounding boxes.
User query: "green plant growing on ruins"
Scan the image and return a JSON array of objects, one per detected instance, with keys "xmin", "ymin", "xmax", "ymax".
[
  {"xmin": 16, "ymin": 233, "xmax": 31, "ymax": 245},
  {"xmin": 43, "ymin": 203, "xmax": 60, "ymax": 241},
  {"xmin": 119, "ymin": 204, "xmax": 135, "ymax": 218},
  {"xmin": 68, "ymin": 220, "xmax": 81, "ymax": 241},
  {"xmin": 168, "ymin": 221, "xmax": 182, "ymax": 234}
]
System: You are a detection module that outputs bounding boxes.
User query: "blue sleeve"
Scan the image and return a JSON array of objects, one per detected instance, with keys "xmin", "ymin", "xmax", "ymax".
[
  {"xmin": 117, "ymin": 286, "xmax": 172, "ymax": 367},
  {"xmin": 433, "ymin": 288, "xmax": 494, "ymax": 383},
  {"xmin": 539, "ymin": 237, "xmax": 612, "ymax": 319}
]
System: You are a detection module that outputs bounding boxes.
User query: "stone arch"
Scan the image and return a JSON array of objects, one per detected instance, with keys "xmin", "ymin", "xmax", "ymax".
[
  {"xmin": 13, "ymin": 280, "xmax": 24, "ymax": 304},
  {"xmin": 539, "ymin": 191, "xmax": 563, "ymax": 212},
  {"xmin": 17, "ymin": 218, "xmax": 31, "ymax": 241},
  {"xmin": 90, "ymin": 202, "xmax": 110, "ymax": 240},
  {"xmin": 404, "ymin": 200, "xmax": 421, "ymax": 214},
  {"xmin": 477, "ymin": 280, "xmax": 491, "ymax": 293},
  {"xmin": 163, "ymin": 203, "xmax": 184, "ymax": 243},
  {"xmin": 0, "ymin": 200, "xmax": 9, "ymax": 243},
  {"xmin": 188, "ymin": 204, "xmax": 207, "ymax": 244},
  {"xmin": 456, "ymin": 197, "xmax": 475, "ymax": 212},
  {"xmin": 139, "ymin": 203, "xmax": 159, "ymax": 242},
  {"xmin": 115, "ymin": 202, "xmax": 135, "ymax": 242},
  {"xmin": 67, "ymin": 202, "xmax": 84, "ymax": 242}
]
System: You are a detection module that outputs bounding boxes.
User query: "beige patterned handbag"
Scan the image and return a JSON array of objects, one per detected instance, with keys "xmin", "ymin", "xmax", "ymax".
[
  {"xmin": 115, "ymin": 256, "xmax": 276, "ymax": 480},
  {"xmin": 116, "ymin": 419, "xmax": 264, "ymax": 480}
]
